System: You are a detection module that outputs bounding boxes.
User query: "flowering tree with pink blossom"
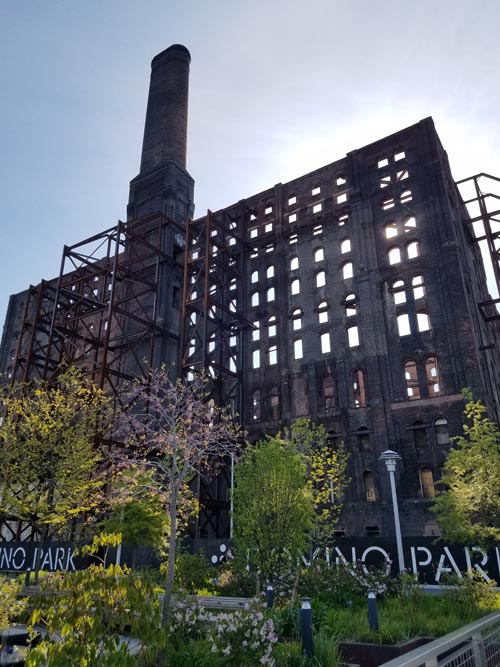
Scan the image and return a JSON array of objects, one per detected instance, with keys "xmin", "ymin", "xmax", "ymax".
[{"xmin": 118, "ymin": 368, "xmax": 244, "ymax": 627}]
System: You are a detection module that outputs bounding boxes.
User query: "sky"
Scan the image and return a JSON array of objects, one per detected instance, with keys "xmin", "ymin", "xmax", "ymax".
[{"xmin": 1, "ymin": 0, "xmax": 500, "ymax": 325}]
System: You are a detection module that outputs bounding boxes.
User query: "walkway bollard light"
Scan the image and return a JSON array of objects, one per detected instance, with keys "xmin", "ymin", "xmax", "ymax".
[
  {"xmin": 368, "ymin": 591, "xmax": 379, "ymax": 632},
  {"xmin": 300, "ymin": 597, "xmax": 314, "ymax": 658},
  {"xmin": 266, "ymin": 583, "xmax": 274, "ymax": 609},
  {"xmin": 379, "ymin": 449, "xmax": 405, "ymax": 573}
]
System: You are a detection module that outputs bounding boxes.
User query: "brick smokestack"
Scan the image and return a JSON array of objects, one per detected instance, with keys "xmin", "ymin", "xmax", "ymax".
[{"xmin": 139, "ymin": 44, "xmax": 191, "ymax": 173}]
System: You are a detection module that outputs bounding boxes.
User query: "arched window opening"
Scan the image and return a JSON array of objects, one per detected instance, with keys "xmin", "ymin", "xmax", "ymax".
[
  {"xmin": 420, "ymin": 467, "xmax": 435, "ymax": 498},
  {"xmin": 270, "ymin": 386, "xmax": 280, "ymax": 421},
  {"xmin": 314, "ymin": 247, "xmax": 325, "ymax": 263},
  {"xmin": 407, "ymin": 241, "xmax": 420, "ymax": 259},
  {"xmin": 320, "ymin": 332, "xmax": 331, "ymax": 354},
  {"xmin": 340, "ymin": 238, "xmax": 351, "ymax": 254},
  {"xmin": 426, "ymin": 356, "xmax": 441, "ymax": 396},
  {"xmin": 385, "ymin": 222, "xmax": 398, "ymax": 239},
  {"xmin": 290, "ymin": 256, "xmax": 299, "ymax": 271},
  {"xmin": 266, "ymin": 265, "xmax": 275, "ymax": 279},
  {"xmin": 251, "ymin": 270, "xmax": 259, "ymax": 284},
  {"xmin": 344, "ymin": 292, "xmax": 357, "ymax": 317},
  {"xmin": 392, "ymin": 280, "xmax": 406, "ymax": 305},
  {"xmin": 252, "ymin": 390, "xmax": 261, "ymax": 422},
  {"xmin": 358, "ymin": 427, "xmax": 371, "ymax": 452},
  {"xmin": 404, "ymin": 360, "xmax": 420, "ymax": 400},
  {"xmin": 291, "ymin": 278, "xmax": 301, "ymax": 295},
  {"xmin": 397, "ymin": 313, "xmax": 411, "ymax": 336},
  {"xmin": 318, "ymin": 301, "xmax": 329, "ymax": 324},
  {"xmin": 252, "ymin": 320, "xmax": 260, "ymax": 341},
  {"xmin": 417, "ymin": 311, "xmax": 431, "ymax": 332},
  {"xmin": 267, "ymin": 287, "xmax": 276, "ymax": 302},
  {"xmin": 342, "ymin": 262, "xmax": 354, "ymax": 280},
  {"xmin": 269, "ymin": 345, "xmax": 278, "ymax": 365},
  {"xmin": 353, "ymin": 369, "xmax": 366, "ymax": 408},
  {"xmin": 412, "ymin": 275, "xmax": 425, "ymax": 299},
  {"xmin": 404, "ymin": 216, "xmax": 416, "ymax": 232},
  {"xmin": 434, "ymin": 418, "xmax": 450, "ymax": 445},
  {"xmin": 291, "ymin": 308, "xmax": 302, "ymax": 331},
  {"xmin": 316, "ymin": 271, "xmax": 326, "ymax": 288},
  {"xmin": 364, "ymin": 472, "xmax": 377, "ymax": 502},
  {"xmin": 268, "ymin": 316, "xmax": 277, "ymax": 338},
  {"xmin": 388, "ymin": 247, "xmax": 401, "ymax": 265},
  {"xmin": 413, "ymin": 421, "xmax": 428, "ymax": 448},
  {"xmin": 323, "ymin": 376, "xmax": 335, "ymax": 412},
  {"xmin": 251, "ymin": 292, "xmax": 259, "ymax": 307}
]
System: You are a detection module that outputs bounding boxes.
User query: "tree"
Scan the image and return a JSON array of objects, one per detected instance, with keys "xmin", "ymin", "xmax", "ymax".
[
  {"xmin": 432, "ymin": 390, "xmax": 500, "ymax": 544},
  {"xmin": 117, "ymin": 368, "xmax": 243, "ymax": 627},
  {"xmin": 232, "ymin": 435, "xmax": 315, "ymax": 584},
  {"xmin": 288, "ymin": 418, "xmax": 350, "ymax": 546},
  {"xmin": 0, "ymin": 367, "xmax": 109, "ymax": 541}
]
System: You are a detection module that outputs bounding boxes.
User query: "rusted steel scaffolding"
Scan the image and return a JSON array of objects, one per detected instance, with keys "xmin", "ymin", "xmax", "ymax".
[
  {"xmin": 180, "ymin": 206, "xmax": 252, "ymax": 538},
  {"xmin": 10, "ymin": 213, "xmax": 173, "ymax": 397}
]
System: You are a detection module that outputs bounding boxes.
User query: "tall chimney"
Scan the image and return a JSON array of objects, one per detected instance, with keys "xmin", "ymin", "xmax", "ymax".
[{"xmin": 139, "ymin": 44, "xmax": 191, "ymax": 173}]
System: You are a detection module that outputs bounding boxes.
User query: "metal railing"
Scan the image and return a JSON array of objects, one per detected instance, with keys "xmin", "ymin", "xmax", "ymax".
[{"xmin": 379, "ymin": 611, "xmax": 500, "ymax": 667}]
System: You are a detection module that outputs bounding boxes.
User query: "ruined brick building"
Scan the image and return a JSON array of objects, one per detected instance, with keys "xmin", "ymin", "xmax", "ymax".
[{"xmin": 2, "ymin": 44, "xmax": 500, "ymax": 542}]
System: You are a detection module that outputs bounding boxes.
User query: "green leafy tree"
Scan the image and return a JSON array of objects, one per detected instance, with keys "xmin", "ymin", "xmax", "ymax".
[
  {"xmin": 288, "ymin": 418, "xmax": 350, "ymax": 546},
  {"xmin": 0, "ymin": 367, "xmax": 109, "ymax": 541},
  {"xmin": 118, "ymin": 368, "xmax": 243, "ymax": 628},
  {"xmin": 0, "ymin": 575, "xmax": 27, "ymax": 633},
  {"xmin": 433, "ymin": 390, "xmax": 500, "ymax": 544},
  {"xmin": 232, "ymin": 436, "xmax": 314, "ymax": 584}
]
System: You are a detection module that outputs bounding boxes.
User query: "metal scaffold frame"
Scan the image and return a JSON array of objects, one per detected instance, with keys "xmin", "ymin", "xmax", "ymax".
[
  {"xmin": 180, "ymin": 206, "xmax": 252, "ymax": 538},
  {"xmin": 10, "ymin": 213, "xmax": 174, "ymax": 398}
]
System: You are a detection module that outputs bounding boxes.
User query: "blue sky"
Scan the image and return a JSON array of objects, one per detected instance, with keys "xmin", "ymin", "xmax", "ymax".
[{"xmin": 1, "ymin": 0, "xmax": 500, "ymax": 324}]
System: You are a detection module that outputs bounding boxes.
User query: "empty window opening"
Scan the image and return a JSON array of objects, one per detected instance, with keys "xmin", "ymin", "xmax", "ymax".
[
  {"xmin": 291, "ymin": 278, "xmax": 301, "ymax": 295},
  {"xmin": 269, "ymin": 345, "xmax": 278, "ymax": 365},
  {"xmin": 364, "ymin": 472, "xmax": 377, "ymax": 502},
  {"xmin": 404, "ymin": 216, "xmax": 416, "ymax": 232},
  {"xmin": 316, "ymin": 271, "xmax": 326, "ymax": 288},
  {"xmin": 251, "ymin": 270, "xmax": 259, "ymax": 284},
  {"xmin": 268, "ymin": 316, "xmax": 277, "ymax": 338},
  {"xmin": 251, "ymin": 292, "xmax": 259, "ymax": 307},
  {"xmin": 347, "ymin": 326, "xmax": 359, "ymax": 347},
  {"xmin": 252, "ymin": 321, "xmax": 260, "ymax": 341},
  {"xmin": 404, "ymin": 360, "xmax": 420, "ymax": 400},
  {"xmin": 337, "ymin": 193, "xmax": 348, "ymax": 204},
  {"xmin": 394, "ymin": 150, "xmax": 406, "ymax": 162},
  {"xmin": 340, "ymin": 238, "xmax": 351, "ymax": 254},
  {"xmin": 407, "ymin": 241, "xmax": 420, "ymax": 259},
  {"xmin": 314, "ymin": 247, "xmax": 325, "ymax": 262},
  {"xmin": 230, "ymin": 334, "xmax": 237, "ymax": 347},
  {"xmin": 397, "ymin": 169, "xmax": 409, "ymax": 181},
  {"xmin": 345, "ymin": 292, "xmax": 357, "ymax": 317},
  {"xmin": 312, "ymin": 185, "xmax": 321, "ymax": 196},
  {"xmin": 266, "ymin": 265, "xmax": 275, "ymax": 279},
  {"xmin": 323, "ymin": 376, "xmax": 335, "ymax": 411},
  {"xmin": 250, "ymin": 212, "xmax": 257, "ymax": 221},
  {"xmin": 270, "ymin": 386, "xmax": 280, "ymax": 420},
  {"xmin": 420, "ymin": 467, "xmax": 435, "ymax": 499},
  {"xmin": 388, "ymin": 247, "xmax": 402, "ymax": 265},
  {"xmin": 265, "ymin": 222, "xmax": 273, "ymax": 233},
  {"xmin": 252, "ymin": 349, "xmax": 260, "ymax": 369},
  {"xmin": 288, "ymin": 195, "xmax": 297, "ymax": 206},
  {"xmin": 265, "ymin": 243, "xmax": 274, "ymax": 253},
  {"xmin": 318, "ymin": 301, "xmax": 329, "ymax": 324},
  {"xmin": 250, "ymin": 248, "xmax": 258, "ymax": 258},
  {"xmin": 336, "ymin": 175, "xmax": 347, "ymax": 187},
  {"xmin": 426, "ymin": 356, "xmax": 441, "ymax": 395},
  {"xmin": 229, "ymin": 298, "xmax": 237, "ymax": 313},
  {"xmin": 382, "ymin": 197, "xmax": 395, "ymax": 210},
  {"xmin": 252, "ymin": 390, "xmax": 261, "ymax": 422},
  {"xmin": 412, "ymin": 274, "xmax": 425, "ymax": 299},
  {"xmin": 358, "ymin": 427, "xmax": 371, "ymax": 452},
  {"xmin": 291, "ymin": 308, "xmax": 302, "ymax": 330},
  {"xmin": 320, "ymin": 332, "xmax": 331, "ymax": 354},
  {"xmin": 267, "ymin": 287, "xmax": 276, "ymax": 302},
  {"xmin": 392, "ymin": 280, "xmax": 406, "ymax": 304},
  {"xmin": 417, "ymin": 311, "xmax": 431, "ymax": 332},
  {"xmin": 434, "ymin": 418, "xmax": 450, "ymax": 445},
  {"xmin": 385, "ymin": 222, "xmax": 398, "ymax": 239},
  {"xmin": 353, "ymin": 369, "xmax": 366, "ymax": 407},
  {"xmin": 380, "ymin": 175, "xmax": 391, "ymax": 189},
  {"xmin": 338, "ymin": 214, "xmax": 349, "ymax": 226},
  {"xmin": 289, "ymin": 234, "xmax": 298, "ymax": 245},
  {"xmin": 250, "ymin": 227, "xmax": 258, "ymax": 239},
  {"xmin": 342, "ymin": 262, "xmax": 354, "ymax": 280},
  {"xmin": 400, "ymin": 189, "xmax": 412, "ymax": 204},
  {"xmin": 378, "ymin": 157, "xmax": 389, "ymax": 169},
  {"xmin": 397, "ymin": 313, "xmax": 411, "ymax": 336},
  {"xmin": 294, "ymin": 339, "xmax": 303, "ymax": 360},
  {"xmin": 412, "ymin": 420, "xmax": 427, "ymax": 448},
  {"xmin": 290, "ymin": 256, "xmax": 299, "ymax": 271},
  {"xmin": 289, "ymin": 213, "xmax": 297, "ymax": 223},
  {"xmin": 313, "ymin": 225, "xmax": 323, "ymax": 236},
  {"xmin": 313, "ymin": 203, "xmax": 323, "ymax": 214},
  {"xmin": 265, "ymin": 204, "xmax": 273, "ymax": 215}
]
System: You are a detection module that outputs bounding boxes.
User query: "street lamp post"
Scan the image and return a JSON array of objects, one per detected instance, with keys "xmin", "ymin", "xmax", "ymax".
[{"xmin": 379, "ymin": 450, "xmax": 405, "ymax": 573}]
